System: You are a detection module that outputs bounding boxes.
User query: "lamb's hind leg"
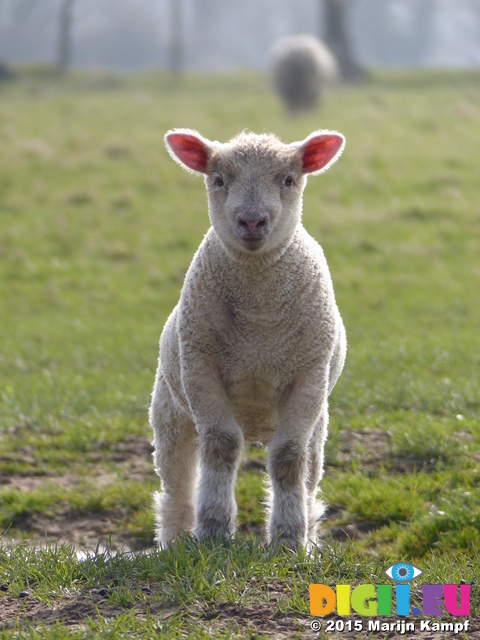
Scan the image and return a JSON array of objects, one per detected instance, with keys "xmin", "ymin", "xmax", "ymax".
[
  {"xmin": 304, "ymin": 323, "xmax": 346, "ymax": 546},
  {"xmin": 305, "ymin": 403, "xmax": 329, "ymax": 547},
  {"xmin": 150, "ymin": 373, "xmax": 198, "ymax": 547}
]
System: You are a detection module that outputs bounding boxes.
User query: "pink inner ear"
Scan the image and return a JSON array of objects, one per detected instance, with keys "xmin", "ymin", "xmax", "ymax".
[
  {"xmin": 302, "ymin": 134, "xmax": 344, "ymax": 173},
  {"xmin": 167, "ymin": 133, "xmax": 209, "ymax": 173}
]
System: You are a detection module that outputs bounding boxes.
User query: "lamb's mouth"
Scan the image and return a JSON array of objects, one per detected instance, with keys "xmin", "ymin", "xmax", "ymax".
[{"xmin": 240, "ymin": 236, "xmax": 266, "ymax": 251}]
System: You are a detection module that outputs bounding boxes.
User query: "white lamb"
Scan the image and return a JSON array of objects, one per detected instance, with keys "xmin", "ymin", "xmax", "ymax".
[{"xmin": 150, "ymin": 127, "xmax": 346, "ymax": 549}]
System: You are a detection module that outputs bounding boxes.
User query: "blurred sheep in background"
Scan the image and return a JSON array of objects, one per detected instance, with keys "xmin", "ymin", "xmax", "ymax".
[{"xmin": 269, "ymin": 34, "xmax": 339, "ymax": 112}]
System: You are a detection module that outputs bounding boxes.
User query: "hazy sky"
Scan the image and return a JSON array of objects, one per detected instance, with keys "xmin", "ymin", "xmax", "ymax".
[{"xmin": 0, "ymin": 0, "xmax": 479, "ymax": 71}]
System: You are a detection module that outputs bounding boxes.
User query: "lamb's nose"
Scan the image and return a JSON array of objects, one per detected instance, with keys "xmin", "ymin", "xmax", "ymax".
[{"xmin": 238, "ymin": 217, "xmax": 267, "ymax": 235}]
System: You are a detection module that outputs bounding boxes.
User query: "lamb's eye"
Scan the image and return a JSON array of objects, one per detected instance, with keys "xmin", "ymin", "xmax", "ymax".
[
  {"xmin": 214, "ymin": 176, "xmax": 225, "ymax": 188},
  {"xmin": 284, "ymin": 175, "xmax": 294, "ymax": 188}
]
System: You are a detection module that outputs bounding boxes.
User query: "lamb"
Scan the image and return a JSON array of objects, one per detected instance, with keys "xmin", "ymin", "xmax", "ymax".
[
  {"xmin": 149, "ymin": 127, "xmax": 346, "ymax": 549},
  {"xmin": 269, "ymin": 34, "xmax": 338, "ymax": 112}
]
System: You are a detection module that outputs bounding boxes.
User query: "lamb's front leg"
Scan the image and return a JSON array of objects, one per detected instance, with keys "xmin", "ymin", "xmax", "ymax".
[
  {"xmin": 194, "ymin": 421, "xmax": 244, "ymax": 538},
  {"xmin": 268, "ymin": 435, "xmax": 308, "ymax": 546},
  {"xmin": 267, "ymin": 375, "xmax": 328, "ymax": 548},
  {"xmin": 182, "ymin": 357, "xmax": 244, "ymax": 540}
]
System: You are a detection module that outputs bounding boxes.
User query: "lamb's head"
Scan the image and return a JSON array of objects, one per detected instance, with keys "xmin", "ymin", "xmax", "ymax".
[{"xmin": 164, "ymin": 128, "xmax": 345, "ymax": 256}]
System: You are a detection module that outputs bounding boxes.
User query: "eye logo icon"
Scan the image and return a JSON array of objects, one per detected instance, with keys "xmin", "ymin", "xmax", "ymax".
[{"xmin": 385, "ymin": 563, "xmax": 422, "ymax": 582}]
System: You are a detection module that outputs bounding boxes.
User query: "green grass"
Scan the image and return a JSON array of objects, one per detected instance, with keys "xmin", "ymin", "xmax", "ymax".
[
  {"xmin": 1, "ymin": 67, "xmax": 480, "ymax": 637},
  {"xmin": 0, "ymin": 539, "xmax": 478, "ymax": 638}
]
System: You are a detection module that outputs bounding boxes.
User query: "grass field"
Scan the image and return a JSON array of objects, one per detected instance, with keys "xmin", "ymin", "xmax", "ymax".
[{"xmin": 0, "ymin": 67, "xmax": 479, "ymax": 638}]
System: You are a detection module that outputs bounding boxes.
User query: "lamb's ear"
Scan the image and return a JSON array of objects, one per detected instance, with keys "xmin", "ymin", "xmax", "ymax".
[
  {"xmin": 295, "ymin": 130, "xmax": 345, "ymax": 176},
  {"xmin": 164, "ymin": 129, "xmax": 213, "ymax": 174}
]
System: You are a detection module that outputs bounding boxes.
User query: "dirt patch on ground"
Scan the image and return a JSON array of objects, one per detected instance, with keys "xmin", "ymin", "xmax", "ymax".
[
  {"xmin": 0, "ymin": 594, "xmax": 100, "ymax": 631},
  {"xmin": 198, "ymin": 600, "xmax": 310, "ymax": 638},
  {"xmin": 1, "ymin": 434, "xmax": 154, "ymax": 551},
  {"xmin": 2, "ymin": 591, "xmax": 479, "ymax": 640},
  {"xmin": 0, "ymin": 590, "xmax": 178, "ymax": 633},
  {"xmin": 329, "ymin": 427, "xmax": 392, "ymax": 472},
  {"xmin": 13, "ymin": 508, "xmax": 137, "ymax": 552}
]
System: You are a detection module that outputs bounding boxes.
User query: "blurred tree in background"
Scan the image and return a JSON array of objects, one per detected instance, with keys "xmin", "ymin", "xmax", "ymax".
[
  {"xmin": 167, "ymin": 0, "xmax": 183, "ymax": 75},
  {"xmin": 57, "ymin": 0, "xmax": 74, "ymax": 71},
  {"xmin": 323, "ymin": 0, "xmax": 365, "ymax": 80}
]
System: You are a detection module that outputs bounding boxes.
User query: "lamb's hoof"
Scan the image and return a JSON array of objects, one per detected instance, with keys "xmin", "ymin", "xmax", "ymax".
[
  {"xmin": 269, "ymin": 533, "xmax": 306, "ymax": 552},
  {"xmin": 306, "ymin": 538, "xmax": 321, "ymax": 554},
  {"xmin": 193, "ymin": 517, "xmax": 233, "ymax": 540}
]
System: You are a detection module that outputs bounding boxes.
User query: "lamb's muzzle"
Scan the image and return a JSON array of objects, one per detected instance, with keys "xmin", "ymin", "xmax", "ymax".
[
  {"xmin": 234, "ymin": 209, "xmax": 271, "ymax": 251},
  {"xmin": 236, "ymin": 213, "xmax": 268, "ymax": 238}
]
